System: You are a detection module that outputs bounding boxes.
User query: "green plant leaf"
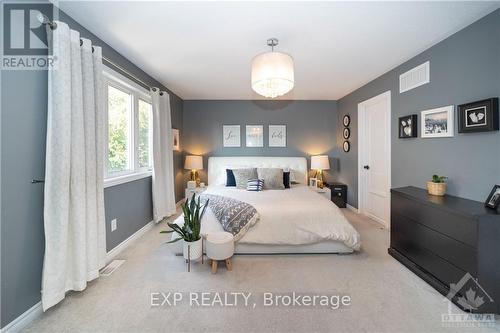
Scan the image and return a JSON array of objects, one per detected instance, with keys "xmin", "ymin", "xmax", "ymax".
[{"xmin": 166, "ymin": 237, "xmax": 183, "ymax": 244}]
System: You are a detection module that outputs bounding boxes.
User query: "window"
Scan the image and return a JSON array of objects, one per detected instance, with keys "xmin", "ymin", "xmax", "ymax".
[{"xmin": 104, "ymin": 68, "xmax": 153, "ymax": 186}]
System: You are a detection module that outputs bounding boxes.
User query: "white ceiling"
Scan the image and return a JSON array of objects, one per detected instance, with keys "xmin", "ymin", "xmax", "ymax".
[{"xmin": 59, "ymin": 1, "xmax": 500, "ymax": 100}]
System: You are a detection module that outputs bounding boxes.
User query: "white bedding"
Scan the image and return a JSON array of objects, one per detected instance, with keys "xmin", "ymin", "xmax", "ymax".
[{"xmin": 173, "ymin": 185, "xmax": 361, "ymax": 251}]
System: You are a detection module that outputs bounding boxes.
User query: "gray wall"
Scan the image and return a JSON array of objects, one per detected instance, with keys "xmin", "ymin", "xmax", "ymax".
[
  {"xmin": 0, "ymin": 6, "xmax": 183, "ymax": 328},
  {"xmin": 183, "ymin": 100, "xmax": 340, "ymax": 184},
  {"xmin": 337, "ymin": 9, "xmax": 500, "ymax": 207}
]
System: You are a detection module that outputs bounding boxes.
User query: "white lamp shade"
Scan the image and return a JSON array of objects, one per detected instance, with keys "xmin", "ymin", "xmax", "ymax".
[
  {"xmin": 251, "ymin": 51, "xmax": 294, "ymax": 98},
  {"xmin": 311, "ymin": 155, "xmax": 330, "ymax": 170},
  {"xmin": 184, "ymin": 155, "xmax": 203, "ymax": 170}
]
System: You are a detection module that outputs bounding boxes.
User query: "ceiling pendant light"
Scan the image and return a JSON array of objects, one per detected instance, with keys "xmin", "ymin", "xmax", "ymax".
[{"xmin": 251, "ymin": 38, "xmax": 294, "ymax": 98}]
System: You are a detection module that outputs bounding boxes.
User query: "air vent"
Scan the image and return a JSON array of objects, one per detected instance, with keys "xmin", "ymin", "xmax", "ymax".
[
  {"xmin": 399, "ymin": 61, "xmax": 430, "ymax": 93},
  {"xmin": 100, "ymin": 259, "xmax": 125, "ymax": 276}
]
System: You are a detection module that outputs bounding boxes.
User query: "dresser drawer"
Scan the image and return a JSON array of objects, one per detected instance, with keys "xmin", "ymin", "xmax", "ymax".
[
  {"xmin": 391, "ymin": 224, "xmax": 469, "ymax": 286},
  {"xmin": 392, "ymin": 213, "xmax": 477, "ymax": 275},
  {"xmin": 421, "ymin": 206, "xmax": 477, "ymax": 247},
  {"xmin": 392, "ymin": 193, "xmax": 423, "ymax": 221},
  {"xmin": 392, "ymin": 194, "xmax": 477, "ymax": 247}
]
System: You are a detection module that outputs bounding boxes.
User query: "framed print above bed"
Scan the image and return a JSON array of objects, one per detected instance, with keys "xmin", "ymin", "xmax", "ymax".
[
  {"xmin": 269, "ymin": 125, "xmax": 286, "ymax": 147},
  {"xmin": 246, "ymin": 125, "xmax": 263, "ymax": 147},
  {"xmin": 223, "ymin": 125, "xmax": 241, "ymax": 147},
  {"xmin": 421, "ymin": 105, "xmax": 454, "ymax": 138},
  {"xmin": 458, "ymin": 98, "xmax": 499, "ymax": 133}
]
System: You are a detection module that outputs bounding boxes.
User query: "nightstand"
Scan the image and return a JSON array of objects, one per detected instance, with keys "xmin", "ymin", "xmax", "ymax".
[
  {"xmin": 326, "ymin": 183, "xmax": 347, "ymax": 208},
  {"xmin": 185, "ymin": 187, "xmax": 206, "ymax": 200},
  {"xmin": 310, "ymin": 186, "xmax": 331, "ymax": 200}
]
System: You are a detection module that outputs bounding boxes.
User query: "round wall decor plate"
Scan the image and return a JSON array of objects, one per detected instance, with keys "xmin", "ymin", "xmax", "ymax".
[
  {"xmin": 343, "ymin": 141, "xmax": 350, "ymax": 152},
  {"xmin": 343, "ymin": 128, "xmax": 350, "ymax": 139},
  {"xmin": 343, "ymin": 115, "xmax": 351, "ymax": 127}
]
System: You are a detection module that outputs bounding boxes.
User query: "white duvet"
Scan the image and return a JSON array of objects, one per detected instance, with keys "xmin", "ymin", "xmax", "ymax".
[{"xmin": 173, "ymin": 185, "xmax": 361, "ymax": 251}]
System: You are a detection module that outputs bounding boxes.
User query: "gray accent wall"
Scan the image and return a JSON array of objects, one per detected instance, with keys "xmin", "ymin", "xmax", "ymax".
[
  {"xmin": 337, "ymin": 9, "xmax": 500, "ymax": 207},
  {"xmin": 183, "ymin": 100, "xmax": 339, "ymax": 184},
  {"xmin": 0, "ymin": 6, "xmax": 183, "ymax": 328}
]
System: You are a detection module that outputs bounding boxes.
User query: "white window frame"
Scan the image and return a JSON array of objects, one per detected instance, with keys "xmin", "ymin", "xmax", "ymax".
[{"xmin": 103, "ymin": 66, "xmax": 153, "ymax": 188}]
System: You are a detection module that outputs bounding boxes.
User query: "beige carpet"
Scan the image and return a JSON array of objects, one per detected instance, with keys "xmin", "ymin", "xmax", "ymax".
[{"xmin": 24, "ymin": 209, "xmax": 499, "ymax": 333}]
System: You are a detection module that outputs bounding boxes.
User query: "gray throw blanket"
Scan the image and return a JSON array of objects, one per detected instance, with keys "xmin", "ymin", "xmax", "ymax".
[{"xmin": 200, "ymin": 194, "xmax": 259, "ymax": 241}]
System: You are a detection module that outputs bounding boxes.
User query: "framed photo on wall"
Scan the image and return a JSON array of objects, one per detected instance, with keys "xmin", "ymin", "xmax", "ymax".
[
  {"xmin": 421, "ymin": 106, "xmax": 454, "ymax": 138},
  {"xmin": 458, "ymin": 98, "xmax": 499, "ymax": 133},
  {"xmin": 246, "ymin": 125, "xmax": 263, "ymax": 147},
  {"xmin": 172, "ymin": 129, "xmax": 180, "ymax": 151},
  {"xmin": 269, "ymin": 125, "xmax": 286, "ymax": 147},
  {"xmin": 399, "ymin": 114, "xmax": 418, "ymax": 138},
  {"xmin": 223, "ymin": 125, "xmax": 241, "ymax": 147},
  {"xmin": 485, "ymin": 184, "xmax": 500, "ymax": 210}
]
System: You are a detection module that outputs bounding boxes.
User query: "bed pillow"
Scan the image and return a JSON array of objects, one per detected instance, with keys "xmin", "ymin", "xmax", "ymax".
[
  {"xmin": 257, "ymin": 168, "xmax": 285, "ymax": 190},
  {"xmin": 283, "ymin": 171, "xmax": 290, "ymax": 189},
  {"xmin": 247, "ymin": 179, "xmax": 264, "ymax": 191},
  {"xmin": 232, "ymin": 168, "xmax": 258, "ymax": 189},
  {"xmin": 226, "ymin": 169, "xmax": 236, "ymax": 187}
]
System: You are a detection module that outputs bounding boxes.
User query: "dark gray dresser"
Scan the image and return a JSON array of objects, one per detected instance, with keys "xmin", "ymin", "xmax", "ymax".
[{"xmin": 389, "ymin": 186, "xmax": 500, "ymax": 314}]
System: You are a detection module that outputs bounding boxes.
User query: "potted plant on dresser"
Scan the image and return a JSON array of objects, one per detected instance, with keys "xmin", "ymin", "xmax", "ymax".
[
  {"xmin": 161, "ymin": 194, "xmax": 208, "ymax": 261},
  {"xmin": 427, "ymin": 174, "xmax": 447, "ymax": 196}
]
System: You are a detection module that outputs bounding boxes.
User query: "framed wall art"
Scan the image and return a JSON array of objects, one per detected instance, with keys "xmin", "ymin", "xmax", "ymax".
[
  {"xmin": 399, "ymin": 114, "xmax": 418, "ymax": 138},
  {"xmin": 223, "ymin": 125, "xmax": 241, "ymax": 147},
  {"xmin": 269, "ymin": 125, "xmax": 286, "ymax": 147},
  {"xmin": 246, "ymin": 125, "xmax": 263, "ymax": 147},
  {"xmin": 421, "ymin": 106, "xmax": 454, "ymax": 138},
  {"xmin": 458, "ymin": 98, "xmax": 499, "ymax": 133}
]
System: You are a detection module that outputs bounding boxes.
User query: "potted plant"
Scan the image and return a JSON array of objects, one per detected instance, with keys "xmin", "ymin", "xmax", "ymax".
[
  {"xmin": 161, "ymin": 194, "xmax": 208, "ymax": 260},
  {"xmin": 427, "ymin": 175, "xmax": 447, "ymax": 196}
]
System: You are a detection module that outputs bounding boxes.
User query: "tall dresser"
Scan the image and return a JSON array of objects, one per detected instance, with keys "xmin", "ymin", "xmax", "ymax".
[{"xmin": 389, "ymin": 186, "xmax": 500, "ymax": 314}]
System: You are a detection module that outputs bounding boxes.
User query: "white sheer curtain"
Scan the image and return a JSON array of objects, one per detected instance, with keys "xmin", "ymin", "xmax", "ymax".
[
  {"xmin": 42, "ymin": 21, "xmax": 106, "ymax": 311},
  {"xmin": 151, "ymin": 89, "xmax": 176, "ymax": 222}
]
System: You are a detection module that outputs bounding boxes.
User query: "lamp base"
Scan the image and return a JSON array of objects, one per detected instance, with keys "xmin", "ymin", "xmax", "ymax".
[
  {"xmin": 190, "ymin": 170, "xmax": 200, "ymax": 187},
  {"xmin": 315, "ymin": 170, "xmax": 324, "ymax": 189}
]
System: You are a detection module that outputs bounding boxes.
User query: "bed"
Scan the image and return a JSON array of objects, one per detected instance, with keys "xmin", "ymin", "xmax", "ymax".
[{"xmin": 171, "ymin": 156, "xmax": 361, "ymax": 254}]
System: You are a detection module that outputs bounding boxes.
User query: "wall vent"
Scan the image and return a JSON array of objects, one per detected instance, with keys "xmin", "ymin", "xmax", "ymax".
[
  {"xmin": 100, "ymin": 259, "xmax": 125, "ymax": 276},
  {"xmin": 399, "ymin": 61, "xmax": 430, "ymax": 93}
]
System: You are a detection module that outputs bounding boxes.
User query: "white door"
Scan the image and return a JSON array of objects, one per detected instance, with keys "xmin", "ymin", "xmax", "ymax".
[{"xmin": 358, "ymin": 91, "xmax": 391, "ymax": 227}]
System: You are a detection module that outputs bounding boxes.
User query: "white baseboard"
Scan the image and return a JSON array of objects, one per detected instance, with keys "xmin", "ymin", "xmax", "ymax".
[
  {"xmin": 1, "ymin": 301, "xmax": 42, "ymax": 333},
  {"xmin": 2, "ymin": 220, "xmax": 156, "ymax": 332},
  {"xmin": 106, "ymin": 220, "xmax": 154, "ymax": 263},
  {"xmin": 346, "ymin": 204, "xmax": 359, "ymax": 213}
]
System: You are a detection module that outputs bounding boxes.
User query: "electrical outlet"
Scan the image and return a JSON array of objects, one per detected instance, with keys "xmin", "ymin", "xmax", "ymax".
[{"xmin": 111, "ymin": 219, "xmax": 117, "ymax": 232}]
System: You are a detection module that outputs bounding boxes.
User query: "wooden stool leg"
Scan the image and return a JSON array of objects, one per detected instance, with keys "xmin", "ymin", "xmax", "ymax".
[
  {"xmin": 211, "ymin": 260, "xmax": 218, "ymax": 274},
  {"xmin": 225, "ymin": 258, "xmax": 232, "ymax": 271}
]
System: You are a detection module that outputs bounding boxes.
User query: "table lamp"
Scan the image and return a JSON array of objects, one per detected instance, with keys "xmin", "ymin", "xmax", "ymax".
[
  {"xmin": 311, "ymin": 155, "xmax": 330, "ymax": 188},
  {"xmin": 184, "ymin": 155, "xmax": 203, "ymax": 186}
]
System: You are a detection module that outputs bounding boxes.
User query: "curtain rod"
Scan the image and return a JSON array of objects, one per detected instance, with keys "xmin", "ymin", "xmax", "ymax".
[{"xmin": 40, "ymin": 14, "xmax": 165, "ymax": 94}]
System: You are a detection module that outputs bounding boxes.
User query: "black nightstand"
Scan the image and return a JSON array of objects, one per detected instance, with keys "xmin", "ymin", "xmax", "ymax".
[{"xmin": 326, "ymin": 182, "xmax": 347, "ymax": 208}]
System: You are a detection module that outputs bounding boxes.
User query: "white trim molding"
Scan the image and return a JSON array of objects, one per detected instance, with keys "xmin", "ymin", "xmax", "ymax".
[
  {"xmin": 106, "ymin": 220, "xmax": 155, "ymax": 263},
  {"xmin": 104, "ymin": 171, "xmax": 152, "ymax": 188},
  {"xmin": 346, "ymin": 204, "xmax": 359, "ymax": 213},
  {"xmin": 1, "ymin": 301, "xmax": 43, "ymax": 333}
]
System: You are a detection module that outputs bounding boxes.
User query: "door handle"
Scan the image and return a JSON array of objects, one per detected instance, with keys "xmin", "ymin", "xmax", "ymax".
[{"xmin": 363, "ymin": 165, "xmax": 370, "ymax": 170}]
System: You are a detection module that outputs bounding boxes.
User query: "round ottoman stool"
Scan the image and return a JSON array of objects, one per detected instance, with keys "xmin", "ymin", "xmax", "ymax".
[{"xmin": 206, "ymin": 232, "xmax": 234, "ymax": 274}]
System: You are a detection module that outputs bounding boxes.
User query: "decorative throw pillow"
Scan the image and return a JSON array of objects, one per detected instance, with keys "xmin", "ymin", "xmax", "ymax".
[
  {"xmin": 257, "ymin": 168, "xmax": 285, "ymax": 190},
  {"xmin": 232, "ymin": 168, "xmax": 258, "ymax": 189},
  {"xmin": 247, "ymin": 179, "xmax": 264, "ymax": 191},
  {"xmin": 226, "ymin": 169, "xmax": 236, "ymax": 187},
  {"xmin": 283, "ymin": 171, "xmax": 290, "ymax": 189}
]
